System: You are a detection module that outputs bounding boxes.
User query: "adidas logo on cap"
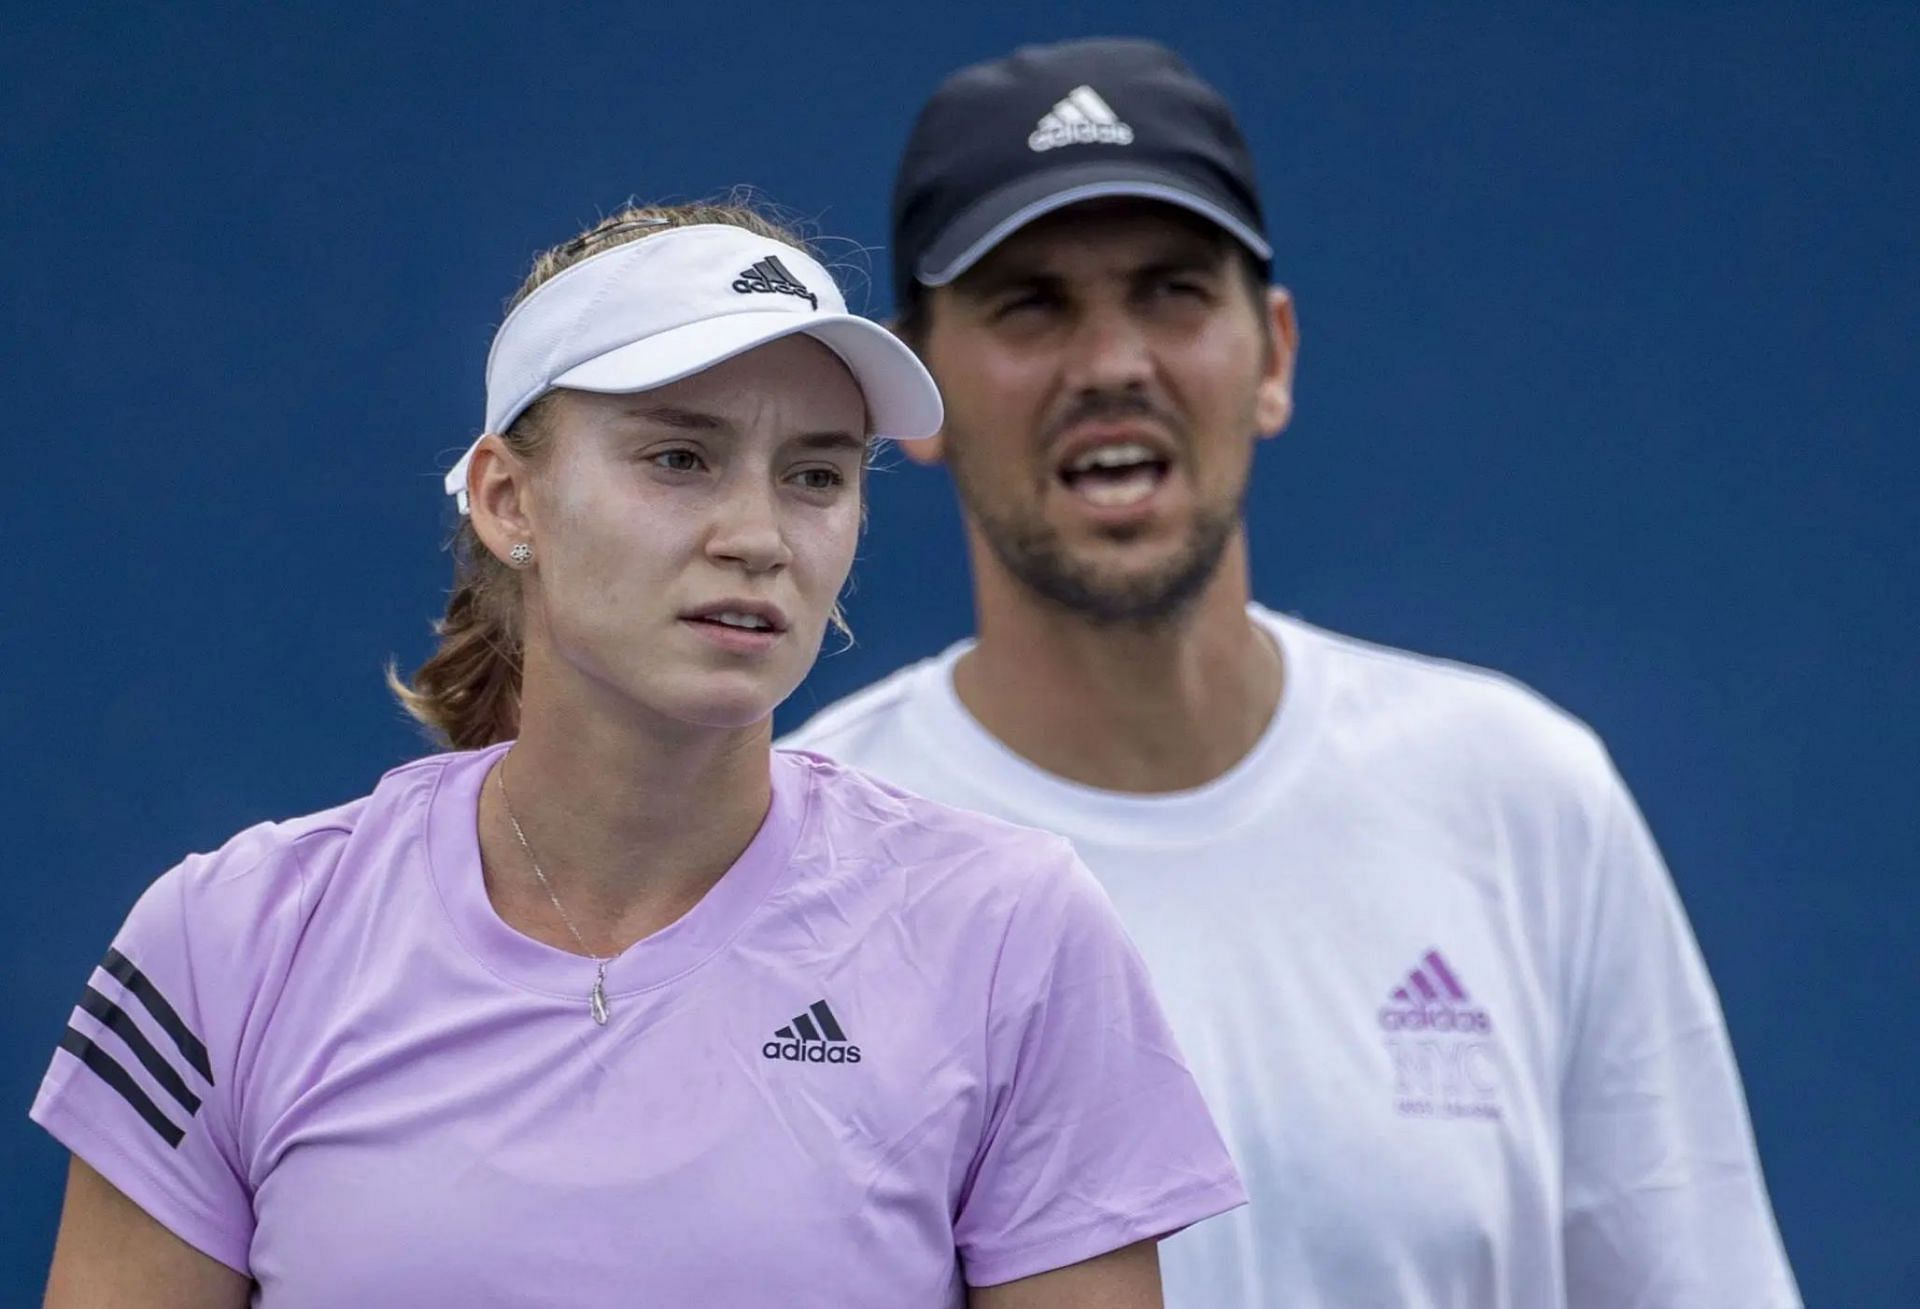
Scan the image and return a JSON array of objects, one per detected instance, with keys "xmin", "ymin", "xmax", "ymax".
[
  {"xmin": 1377, "ymin": 949, "xmax": 1493, "ymax": 1034},
  {"xmin": 732, "ymin": 254, "xmax": 818, "ymax": 309},
  {"xmin": 762, "ymin": 999, "xmax": 861, "ymax": 1065},
  {"xmin": 1028, "ymin": 85, "xmax": 1134, "ymax": 153}
]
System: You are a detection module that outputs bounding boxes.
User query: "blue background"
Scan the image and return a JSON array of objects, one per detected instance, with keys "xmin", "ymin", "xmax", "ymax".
[{"xmin": 5, "ymin": 2, "xmax": 1915, "ymax": 1300}]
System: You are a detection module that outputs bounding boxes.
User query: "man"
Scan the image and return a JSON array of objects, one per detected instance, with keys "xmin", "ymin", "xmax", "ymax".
[{"xmin": 783, "ymin": 37, "xmax": 1801, "ymax": 1307}]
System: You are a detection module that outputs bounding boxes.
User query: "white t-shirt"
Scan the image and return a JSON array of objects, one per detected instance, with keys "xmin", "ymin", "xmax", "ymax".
[{"xmin": 783, "ymin": 607, "xmax": 1800, "ymax": 1308}]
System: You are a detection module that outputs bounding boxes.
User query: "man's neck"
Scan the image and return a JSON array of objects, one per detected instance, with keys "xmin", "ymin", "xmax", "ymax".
[
  {"xmin": 954, "ymin": 533, "xmax": 1283, "ymax": 793},
  {"xmin": 476, "ymin": 649, "xmax": 773, "ymax": 953}
]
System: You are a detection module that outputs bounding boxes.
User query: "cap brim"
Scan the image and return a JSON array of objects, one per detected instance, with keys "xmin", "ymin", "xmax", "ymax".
[
  {"xmin": 554, "ymin": 310, "xmax": 942, "ymax": 440},
  {"xmin": 915, "ymin": 160, "xmax": 1271, "ymax": 287}
]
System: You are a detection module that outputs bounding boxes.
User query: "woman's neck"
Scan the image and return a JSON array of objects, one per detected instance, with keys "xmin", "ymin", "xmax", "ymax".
[{"xmin": 475, "ymin": 672, "xmax": 775, "ymax": 956}]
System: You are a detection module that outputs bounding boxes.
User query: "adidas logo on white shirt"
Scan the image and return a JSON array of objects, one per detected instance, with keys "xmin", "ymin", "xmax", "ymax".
[
  {"xmin": 1028, "ymin": 85, "xmax": 1135, "ymax": 152},
  {"xmin": 1377, "ymin": 949, "xmax": 1492, "ymax": 1034}
]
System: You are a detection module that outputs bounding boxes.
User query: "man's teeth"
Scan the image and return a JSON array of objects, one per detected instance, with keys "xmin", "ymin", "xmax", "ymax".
[
  {"xmin": 710, "ymin": 611, "xmax": 772, "ymax": 630},
  {"xmin": 1068, "ymin": 442, "xmax": 1157, "ymax": 473},
  {"xmin": 1060, "ymin": 442, "xmax": 1164, "ymax": 507},
  {"xmin": 1077, "ymin": 467, "xmax": 1159, "ymax": 507}
]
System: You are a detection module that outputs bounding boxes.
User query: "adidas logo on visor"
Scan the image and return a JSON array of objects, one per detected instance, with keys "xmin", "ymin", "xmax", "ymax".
[
  {"xmin": 732, "ymin": 255, "xmax": 818, "ymax": 309},
  {"xmin": 1029, "ymin": 85, "xmax": 1134, "ymax": 152},
  {"xmin": 762, "ymin": 999, "xmax": 861, "ymax": 1064}
]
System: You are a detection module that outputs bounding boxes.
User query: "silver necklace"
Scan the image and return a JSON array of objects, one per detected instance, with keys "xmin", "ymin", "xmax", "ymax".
[{"xmin": 496, "ymin": 761, "xmax": 611, "ymax": 1026}]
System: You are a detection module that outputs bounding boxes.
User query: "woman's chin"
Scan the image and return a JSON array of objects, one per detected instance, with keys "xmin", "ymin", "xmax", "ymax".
[{"xmin": 645, "ymin": 674, "xmax": 799, "ymax": 734}]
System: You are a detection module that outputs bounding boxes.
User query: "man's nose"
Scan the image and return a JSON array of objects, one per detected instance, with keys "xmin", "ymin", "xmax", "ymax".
[{"xmin": 1065, "ymin": 303, "xmax": 1155, "ymax": 392}]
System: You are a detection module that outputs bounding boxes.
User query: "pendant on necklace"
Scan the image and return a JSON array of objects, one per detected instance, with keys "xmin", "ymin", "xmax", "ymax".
[{"xmin": 590, "ymin": 964, "xmax": 610, "ymax": 1026}]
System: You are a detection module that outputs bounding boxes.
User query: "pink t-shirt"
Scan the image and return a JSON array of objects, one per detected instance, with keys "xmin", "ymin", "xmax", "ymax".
[{"xmin": 33, "ymin": 745, "xmax": 1244, "ymax": 1305}]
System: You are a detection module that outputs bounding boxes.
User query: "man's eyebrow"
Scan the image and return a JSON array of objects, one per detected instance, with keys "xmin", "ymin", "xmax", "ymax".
[
  {"xmin": 1121, "ymin": 244, "xmax": 1228, "ymax": 282},
  {"xmin": 958, "ymin": 247, "xmax": 1225, "ymax": 297},
  {"xmin": 624, "ymin": 404, "xmax": 730, "ymax": 432},
  {"xmin": 954, "ymin": 266, "xmax": 1065, "ymax": 299},
  {"xmin": 1133, "ymin": 247, "xmax": 1230, "ymax": 279}
]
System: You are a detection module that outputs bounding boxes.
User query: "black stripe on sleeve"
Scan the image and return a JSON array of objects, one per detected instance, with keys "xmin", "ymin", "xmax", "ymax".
[
  {"xmin": 77, "ymin": 986, "xmax": 202, "ymax": 1115},
  {"xmin": 57, "ymin": 1028, "xmax": 187, "ymax": 1148},
  {"xmin": 101, "ymin": 948, "xmax": 213, "ymax": 1084}
]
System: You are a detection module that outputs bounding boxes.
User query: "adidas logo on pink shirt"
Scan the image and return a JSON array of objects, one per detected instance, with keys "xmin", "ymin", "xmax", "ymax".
[{"xmin": 762, "ymin": 999, "xmax": 862, "ymax": 1064}]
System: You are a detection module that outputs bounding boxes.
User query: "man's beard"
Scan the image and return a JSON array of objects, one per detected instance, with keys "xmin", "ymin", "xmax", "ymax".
[{"xmin": 950, "ymin": 453, "xmax": 1242, "ymax": 628}]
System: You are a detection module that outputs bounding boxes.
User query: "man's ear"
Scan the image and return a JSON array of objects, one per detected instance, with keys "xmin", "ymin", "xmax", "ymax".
[
  {"xmin": 467, "ymin": 435, "xmax": 536, "ymax": 562},
  {"xmin": 1254, "ymin": 286, "xmax": 1300, "ymax": 439},
  {"xmin": 886, "ymin": 315, "xmax": 948, "ymax": 466},
  {"xmin": 899, "ymin": 429, "xmax": 947, "ymax": 466}
]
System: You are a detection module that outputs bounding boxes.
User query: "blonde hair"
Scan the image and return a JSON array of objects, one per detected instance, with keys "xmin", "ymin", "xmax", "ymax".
[{"xmin": 389, "ymin": 198, "xmax": 826, "ymax": 749}]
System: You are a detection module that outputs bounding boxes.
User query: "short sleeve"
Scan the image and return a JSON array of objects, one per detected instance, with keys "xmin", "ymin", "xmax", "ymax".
[
  {"xmin": 954, "ymin": 843, "xmax": 1246, "ymax": 1287},
  {"xmin": 1560, "ymin": 766, "xmax": 1801, "ymax": 1307},
  {"xmin": 30, "ymin": 846, "xmax": 292, "ymax": 1274}
]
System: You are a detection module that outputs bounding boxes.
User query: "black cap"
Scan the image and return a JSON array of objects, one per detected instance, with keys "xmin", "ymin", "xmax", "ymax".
[{"xmin": 892, "ymin": 37, "xmax": 1270, "ymax": 300}]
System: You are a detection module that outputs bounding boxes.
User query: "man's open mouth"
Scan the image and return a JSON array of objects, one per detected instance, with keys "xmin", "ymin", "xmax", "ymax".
[{"xmin": 1057, "ymin": 441, "xmax": 1171, "ymax": 507}]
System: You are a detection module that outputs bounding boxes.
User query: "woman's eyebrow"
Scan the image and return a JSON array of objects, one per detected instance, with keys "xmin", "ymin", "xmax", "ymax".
[
  {"xmin": 625, "ymin": 404, "xmax": 729, "ymax": 432},
  {"xmin": 617, "ymin": 408, "xmax": 861, "ymax": 450},
  {"xmin": 792, "ymin": 432, "xmax": 866, "ymax": 453}
]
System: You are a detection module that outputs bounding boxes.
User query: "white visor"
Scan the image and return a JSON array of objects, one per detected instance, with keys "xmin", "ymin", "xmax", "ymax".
[{"xmin": 444, "ymin": 223, "xmax": 943, "ymax": 513}]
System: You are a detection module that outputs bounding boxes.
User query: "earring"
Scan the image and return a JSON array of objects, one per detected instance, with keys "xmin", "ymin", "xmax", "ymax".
[{"xmin": 508, "ymin": 542, "xmax": 534, "ymax": 567}]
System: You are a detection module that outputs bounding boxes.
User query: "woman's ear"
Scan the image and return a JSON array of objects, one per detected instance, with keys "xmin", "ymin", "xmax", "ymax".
[{"xmin": 466, "ymin": 435, "xmax": 535, "ymax": 564}]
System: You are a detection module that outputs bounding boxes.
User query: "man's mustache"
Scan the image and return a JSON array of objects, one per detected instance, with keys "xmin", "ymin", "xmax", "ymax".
[{"xmin": 1043, "ymin": 391, "xmax": 1181, "ymax": 445}]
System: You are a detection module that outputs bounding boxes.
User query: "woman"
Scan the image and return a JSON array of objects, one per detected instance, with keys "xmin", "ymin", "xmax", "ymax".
[{"xmin": 33, "ymin": 201, "xmax": 1245, "ymax": 1307}]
